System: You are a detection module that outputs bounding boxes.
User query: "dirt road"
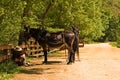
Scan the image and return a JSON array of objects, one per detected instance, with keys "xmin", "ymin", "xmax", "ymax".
[{"xmin": 12, "ymin": 43, "xmax": 120, "ymax": 80}]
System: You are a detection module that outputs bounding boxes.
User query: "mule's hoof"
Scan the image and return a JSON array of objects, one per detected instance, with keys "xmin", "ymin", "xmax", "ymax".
[
  {"xmin": 42, "ymin": 61, "xmax": 47, "ymax": 64},
  {"xmin": 67, "ymin": 62, "xmax": 72, "ymax": 65}
]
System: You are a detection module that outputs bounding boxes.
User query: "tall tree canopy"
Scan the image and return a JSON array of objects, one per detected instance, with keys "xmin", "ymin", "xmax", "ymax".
[{"xmin": 0, "ymin": 0, "xmax": 120, "ymax": 45}]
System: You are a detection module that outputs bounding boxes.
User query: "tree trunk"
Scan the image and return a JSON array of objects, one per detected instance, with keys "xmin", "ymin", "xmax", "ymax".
[
  {"xmin": 41, "ymin": 0, "xmax": 55, "ymax": 29},
  {"xmin": 22, "ymin": 0, "xmax": 32, "ymax": 28}
]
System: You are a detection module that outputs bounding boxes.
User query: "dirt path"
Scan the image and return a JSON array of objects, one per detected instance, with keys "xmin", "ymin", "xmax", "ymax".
[{"xmin": 11, "ymin": 43, "xmax": 120, "ymax": 80}]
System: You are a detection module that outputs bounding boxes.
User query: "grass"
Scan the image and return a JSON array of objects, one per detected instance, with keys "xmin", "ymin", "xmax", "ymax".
[
  {"xmin": 109, "ymin": 42, "xmax": 118, "ymax": 47},
  {"xmin": 0, "ymin": 59, "xmax": 26, "ymax": 80},
  {"xmin": 48, "ymin": 51, "xmax": 65, "ymax": 57}
]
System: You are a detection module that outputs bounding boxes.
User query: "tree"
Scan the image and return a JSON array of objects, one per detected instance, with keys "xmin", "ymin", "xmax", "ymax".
[
  {"xmin": 0, "ymin": 0, "xmax": 25, "ymax": 45},
  {"xmin": 101, "ymin": 0, "xmax": 120, "ymax": 42},
  {"xmin": 0, "ymin": 0, "xmax": 120, "ymax": 45}
]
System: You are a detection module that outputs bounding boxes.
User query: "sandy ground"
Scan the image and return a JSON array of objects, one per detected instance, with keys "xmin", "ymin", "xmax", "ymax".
[{"xmin": 11, "ymin": 43, "xmax": 120, "ymax": 80}]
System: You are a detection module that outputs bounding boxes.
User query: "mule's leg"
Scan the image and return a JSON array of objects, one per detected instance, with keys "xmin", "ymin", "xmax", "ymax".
[
  {"xmin": 66, "ymin": 44, "xmax": 75, "ymax": 64},
  {"xmin": 43, "ymin": 50, "xmax": 48, "ymax": 64},
  {"xmin": 73, "ymin": 52, "xmax": 75, "ymax": 63},
  {"xmin": 67, "ymin": 49, "xmax": 74, "ymax": 64},
  {"xmin": 67, "ymin": 52, "xmax": 72, "ymax": 64},
  {"xmin": 77, "ymin": 49, "xmax": 80, "ymax": 61},
  {"xmin": 42, "ymin": 44, "xmax": 48, "ymax": 64},
  {"xmin": 66, "ymin": 49, "xmax": 70, "ymax": 62},
  {"xmin": 76, "ymin": 40, "xmax": 80, "ymax": 61}
]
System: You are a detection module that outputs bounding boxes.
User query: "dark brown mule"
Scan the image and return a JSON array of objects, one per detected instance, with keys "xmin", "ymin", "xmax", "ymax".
[{"xmin": 20, "ymin": 27, "xmax": 80, "ymax": 64}]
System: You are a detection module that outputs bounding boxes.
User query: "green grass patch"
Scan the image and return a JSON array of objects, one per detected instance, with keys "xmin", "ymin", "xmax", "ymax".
[
  {"xmin": 109, "ymin": 42, "xmax": 118, "ymax": 47},
  {"xmin": 48, "ymin": 51, "xmax": 64, "ymax": 57},
  {"xmin": 0, "ymin": 60, "xmax": 26, "ymax": 80},
  {"xmin": 0, "ymin": 73, "xmax": 14, "ymax": 80}
]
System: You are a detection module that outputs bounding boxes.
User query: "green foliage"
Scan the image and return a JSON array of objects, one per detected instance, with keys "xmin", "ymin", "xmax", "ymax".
[
  {"xmin": 0, "ymin": 60, "xmax": 22, "ymax": 80},
  {"xmin": 48, "ymin": 51, "xmax": 64, "ymax": 57},
  {"xmin": 46, "ymin": 27, "xmax": 64, "ymax": 32},
  {"xmin": 106, "ymin": 17, "xmax": 119, "ymax": 41},
  {"xmin": 101, "ymin": 0, "xmax": 120, "ymax": 42},
  {"xmin": 109, "ymin": 42, "xmax": 118, "ymax": 47},
  {"xmin": 0, "ymin": 0, "xmax": 120, "ymax": 44},
  {"xmin": 0, "ymin": 0, "xmax": 26, "ymax": 45}
]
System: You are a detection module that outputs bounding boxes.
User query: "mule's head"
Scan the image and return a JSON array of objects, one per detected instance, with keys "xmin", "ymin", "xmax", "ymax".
[
  {"xmin": 19, "ymin": 26, "xmax": 48, "ymax": 45},
  {"xmin": 18, "ymin": 26, "xmax": 30, "ymax": 45},
  {"xmin": 71, "ymin": 26, "xmax": 79, "ymax": 36}
]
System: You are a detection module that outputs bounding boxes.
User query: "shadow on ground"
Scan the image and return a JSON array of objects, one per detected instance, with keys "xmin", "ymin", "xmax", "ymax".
[{"xmin": 19, "ymin": 60, "xmax": 64, "ymax": 75}]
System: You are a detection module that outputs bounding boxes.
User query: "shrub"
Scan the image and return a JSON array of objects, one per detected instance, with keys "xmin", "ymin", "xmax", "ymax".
[{"xmin": 0, "ymin": 60, "xmax": 21, "ymax": 80}]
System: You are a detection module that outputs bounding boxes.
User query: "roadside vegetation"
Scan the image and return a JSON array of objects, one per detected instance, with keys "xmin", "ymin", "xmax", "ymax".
[
  {"xmin": 109, "ymin": 42, "xmax": 118, "ymax": 47},
  {"xmin": 0, "ymin": 60, "xmax": 27, "ymax": 80}
]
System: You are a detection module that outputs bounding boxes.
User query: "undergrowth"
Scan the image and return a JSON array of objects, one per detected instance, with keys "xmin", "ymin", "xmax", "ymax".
[
  {"xmin": 0, "ymin": 59, "xmax": 25, "ymax": 80},
  {"xmin": 48, "ymin": 51, "xmax": 64, "ymax": 57},
  {"xmin": 109, "ymin": 42, "xmax": 118, "ymax": 47}
]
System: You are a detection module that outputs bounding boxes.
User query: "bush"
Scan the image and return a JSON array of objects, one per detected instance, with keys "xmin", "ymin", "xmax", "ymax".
[
  {"xmin": 109, "ymin": 42, "xmax": 120, "ymax": 47},
  {"xmin": 117, "ymin": 41, "xmax": 120, "ymax": 48},
  {"xmin": 0, "ymin": 60, "xmax": 21, "ymax": 80}
]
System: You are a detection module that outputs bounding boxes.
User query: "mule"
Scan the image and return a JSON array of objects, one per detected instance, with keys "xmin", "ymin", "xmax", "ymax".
[{"xmin": 20, "ymin": 27, "xmax": 80, "ymax": 64}]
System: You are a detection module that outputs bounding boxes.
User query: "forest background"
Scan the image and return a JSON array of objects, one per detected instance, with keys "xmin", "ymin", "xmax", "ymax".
[{"xmin": 0, "ymin": 0, "xmax": 120, "ymax": 46}]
